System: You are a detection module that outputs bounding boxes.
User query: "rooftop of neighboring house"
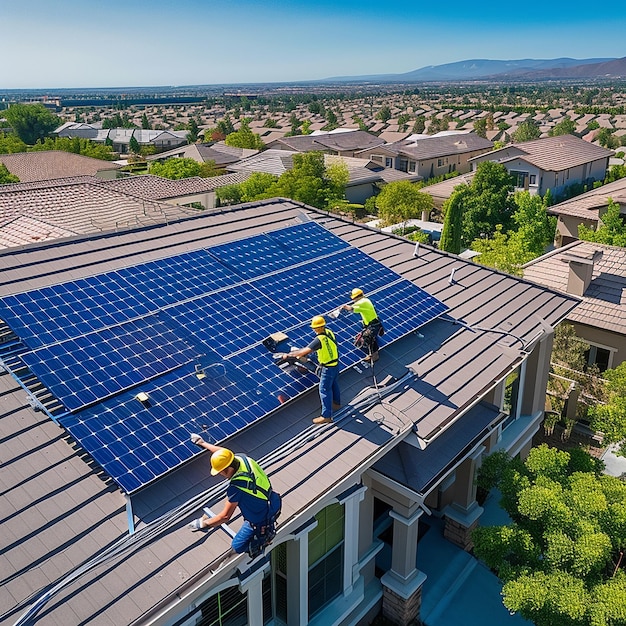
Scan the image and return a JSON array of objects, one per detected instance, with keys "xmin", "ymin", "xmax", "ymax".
[
  {"xmin": 101, "ymin": 171, "xmax": 252, "ymax": 200},
  {"xmin": 547, "ymin": 177, "xmax": 626, "ymax": 221},
  {"xmin": 145, "ymin": 142, "xmax": 260, "ymax": 166},
  {"xmin": 523, "ymin": 240, "xmax": 626, "ymax": 336},
  {"xmin": 267, "ymin": 129, "xmax": 385, "ymax": 153},
  {"xmin": 469, "ymin": 134, "xmax": 614, "ymax": 171},
  {"xmin": 0, "ymin": 198, "xmax": 579, "ymax": 626},
  {"xmin": 0, "ymin": 176, "xmax": 195, "ymax": 247},
  {"xmin": 376, "ymin": 132, "xmax": 494, "ymax": 160},
  {"xmin": 0, "ymin": 150, "xmax": 121, "ymax": 183},
  {"xmin": 226, "ymin": 149, "xmax": 414, "ymax": 185},
  {"xmin": 422, "ymin": 171, "xmax": 476, "ymax": 205}
]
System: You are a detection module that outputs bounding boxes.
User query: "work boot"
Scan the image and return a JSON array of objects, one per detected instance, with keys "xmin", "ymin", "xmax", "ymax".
[{"xmin": 313, "ymin": 416, "xmax": 333, "ymax": 425}]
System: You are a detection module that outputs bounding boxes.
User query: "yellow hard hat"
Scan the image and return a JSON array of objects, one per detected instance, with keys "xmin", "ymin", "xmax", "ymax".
[
  {"xmin": 311, "ymin": 315, "xmax": 326, "ymax": 329},
  {"xmin": 351, "ymin": 288, "xmax": 364, "ymax": 300},
  {"xmin": 210, "ymin": 448, "xmax": 235, "ymax": 475}
]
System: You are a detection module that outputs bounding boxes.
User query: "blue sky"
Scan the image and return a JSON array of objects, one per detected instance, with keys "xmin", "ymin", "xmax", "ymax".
[{"xmin": 2, "ymin": 0, "xmax": 625, "ymax": 89}]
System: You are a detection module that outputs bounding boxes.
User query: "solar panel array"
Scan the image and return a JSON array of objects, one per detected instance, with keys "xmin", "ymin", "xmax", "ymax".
[{"xmin": 0, "ymin": 220, "xmax": 448, "ymax": 493}]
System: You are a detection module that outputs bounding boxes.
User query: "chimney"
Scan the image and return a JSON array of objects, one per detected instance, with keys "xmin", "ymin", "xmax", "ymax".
[{"xmin": 561, "ymin": 248, "xmax": 602, "ymax": 296}]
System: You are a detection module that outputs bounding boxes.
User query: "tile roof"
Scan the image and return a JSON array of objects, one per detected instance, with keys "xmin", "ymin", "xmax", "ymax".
[
  {"xmin": 0, "ymin": 151, "xmax": 121, "ymax": 183},
  {"xmin": 474, "ymin": 134, "xmax": 614, "ymax": 171},
  {"xmin": 268, "ymin": 130, "xmax": 385, "ymax": 153},
  {"xmin": 389, "ymin": 132, "xmax": 494, "ymax": 160},
  {"xmin": 145, "ymin": 142, "xmax": 259, "ymax": 166},
  {"xmin": 101, "ymin": 172, "xmax": 252, "ymax": 200},
  {"xmin": 523, "ymin": 240, "xmax": 626, "ymax": 335},
  {"xmin": 0, "ymin": 199, "xmax": 578, "ymax": 626},
  {"xmin": 548, "ymin": 177, "xmax": 626, "ymax": 220}
]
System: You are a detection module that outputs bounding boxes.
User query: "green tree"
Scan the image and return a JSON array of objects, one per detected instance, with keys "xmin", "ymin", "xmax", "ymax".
[
  {"xmin": 397, "ymin": 113, "xmax": 410, "ymax": 132},
  {"xmin": 376, "ymin": 106, "xmax": 391, "ymax": 123},
  {"xmin": 0, "ymin": 131, "xmax": 28, "ymax": 154},
  {"xmin": 473, "ymin": 118, "xmax": 487, "ymax": 139},
  {"xmin": 216, "ymin": 183, "xmax": 242, "ymax": 206},
  {"xmin": 412, "ymin": 116, "xmax": 426, "ymax": 134},
  {"xmin": 0, "ymin": 163, "xmax": 19, "ymax": 184},
  {"xmin": 473, "ymin": 445, "xmax": 626, "ymax": 626},
  {"xmin": 376, "ymin": 181, "xmax": 433, "ymax": 234},
  {"xmin": 149, "ymin": 157, "xmax": 202, "ymax": 179},
  {"xmin": 216, "ymin": 115, "xmax": 235, "ymax": 137},
  {"xmin": 187, "ymin": 118, "xmax": 199, "ymax": 143},
  {"xmin": 141, "ymin": 113, "xmax": 151, "ymax": 130},
  {"xmin": 579, "ymin": 200, "xmax": 626, "ymax": 246},
  {"xmin": 440, "ymin": 186, "xmax": 467, "ymax": 254},
  {"xmin": 512, "ymin": 118, "xmax": 541, "ymax": 143},
  {"xmin": 597, "ymin": 128, "xmax": 620, "ymax": 149},
  {"xmin": 224, "ymin": 118, "xmax": 265, "ymax": 150},
  {"xmin": 325, "ymin": 161, "xmax": 349, "ymax": 208},
  {"xmin": 587, "ymin": 362, "xmax": 626, "ymax": 453},
  {"xmin": 460, "ymin": 161, "xmax": 515, "ymax": 245},
  {"xmin": 29, "ymin": 136, "xmax": 115, "ymax": 160},
  {"xmin": 268, "ymin": 151, "xmax": 327, "ymax": 208},
  {"xmin": 301, "ymin": 119, "xmax": 312, "ymax": 135},
  {"xmin": 3, "ymin": 103, "xmax": 60, "ymax": 145},
  {"xmin": 129, "ymin": 134, "xmax": 141, "ymax": 154},
  {"xmin": 237, "ymin": 172, "xmax": 278, "ymax": 202},
  {"xmin": 549, "ymin": 116, "xmax": 576, "ymax": 137}
]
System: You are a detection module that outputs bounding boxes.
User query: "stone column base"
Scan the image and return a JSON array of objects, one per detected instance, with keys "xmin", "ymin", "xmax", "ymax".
[
  {"xmin": 381, "ymin": 570, "xmax": 427, "ymax": 626},
  {"xmin": 443, "ymin": 502, "xmax": 483, "ymax": 552}
]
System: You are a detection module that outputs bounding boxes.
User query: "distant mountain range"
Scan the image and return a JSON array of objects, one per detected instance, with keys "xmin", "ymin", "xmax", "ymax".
[{"xmin": 324, "ymin": 57, "xmax": 626, "ymax": 82}]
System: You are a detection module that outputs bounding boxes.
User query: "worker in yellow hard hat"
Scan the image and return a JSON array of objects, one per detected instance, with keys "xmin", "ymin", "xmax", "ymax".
[
  {"xmin": 342, "ymin": 288, "xmax": 383, "ymax": 362},
  {"xmin": 281, "ymin": 315, "xmax": 340, "ymax": 425},
  {"xmin": 188, "ymin": 436, "xmax": 282, "ymax": 557}
]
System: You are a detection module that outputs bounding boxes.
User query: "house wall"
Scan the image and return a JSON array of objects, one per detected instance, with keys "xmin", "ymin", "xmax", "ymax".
[
  {"xmin": 345, "ymin": 182, "xmax": 377, "ymax": 205},
  {"xmin": 167, "ymin": 192, "xmax": 216, "ymax": 210},
  {"xmin": 570, "ymin": 321, "xmax": 626, "ymax": 370},
  {"xmin": 555, "ymin": 214, "xmax": 598, "ymax": 246}
]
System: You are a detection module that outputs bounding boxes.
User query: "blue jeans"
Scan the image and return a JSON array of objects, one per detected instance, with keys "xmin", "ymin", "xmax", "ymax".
[
  {"xmin": 232, "ymin": 521, "xmax": 255, "ymax": 554},
  {"xmin": 319, "ymin": 365, "xmax": 340, "ymax": 418}
]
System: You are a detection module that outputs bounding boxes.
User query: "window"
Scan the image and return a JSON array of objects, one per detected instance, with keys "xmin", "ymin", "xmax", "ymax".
[
  {"xmin": 408, "ymin": 161, "xmax": 416, "ymax": 173},
  {"xmin": 265, "ymin": 544, "xmax": 287, "ymax": 624},
  {"xmin": 308, "ymin": 503, "xmax": 344, "ymax": 619},
  {"xmin": 385, "ymin": 157, "xmax": 393, "ymax": 168},
  {"xmin": 529, "ymin": 174, "xmax": 537, "ymax": 185},
  {"xmin": 175, "ymin": 585, "xmax": 247, "ymax": 626},
  {"xmin": 398, "ymin": 159, "xmax": 408, "ymax": 172},
  {"xmin": 584, "ymin": 343, "xmax": 614, "ymax": 373},
  {"xmin": 370, "ymin": 154, "xmax": 383, "ymax": 164},
  {"xmin": 510, "ymin": 170, "xmax": 529, "ymax": 188},
  {"xmin": 502, "ymin": 366, "xmax": 521, "ymax": 429}
]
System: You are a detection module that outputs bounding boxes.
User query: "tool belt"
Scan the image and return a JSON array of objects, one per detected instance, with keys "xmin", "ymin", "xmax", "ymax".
[{"xmin": 248, "ymin": 509, "xmax": 281, "ymax": 559}]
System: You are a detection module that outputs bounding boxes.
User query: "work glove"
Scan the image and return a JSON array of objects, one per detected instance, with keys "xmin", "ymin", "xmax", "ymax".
[{"xmin": 190, "ymin": 434, "xmax": 205, "ymax": 446}]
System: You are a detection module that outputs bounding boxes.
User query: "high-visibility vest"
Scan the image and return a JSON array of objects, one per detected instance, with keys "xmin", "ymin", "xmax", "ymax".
[
  {"xmin": 316, "ymin": 328, "xmax": 338, "ymax": 366},
  {"xmin": 230, "ymin": 455, "xmax": 272, "ymax": 501},
  {"xmin": 352, "ymin": 297, "xmax": 378, "ymax": 325}
]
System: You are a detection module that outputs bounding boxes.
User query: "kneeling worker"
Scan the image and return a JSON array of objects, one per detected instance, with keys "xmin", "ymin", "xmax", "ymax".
[
  {"xmin": 343, "ymin": 288, "xmax": 382, "ymax": 362},
  {"xmin": 282, "ymin": 315, "xmax": 340, "ymax": 425},
  {"xmin": 188, "ymin": 435, "xmax": 282, "ymax": 558}
]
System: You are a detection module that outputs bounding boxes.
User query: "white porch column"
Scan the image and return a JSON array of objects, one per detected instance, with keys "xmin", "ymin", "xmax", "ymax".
[
  {"xmin": 286, "ymin": 519, "xmax": 317, "ymax": 626},
  {"xmin": 239, "ymin": 562, "xmax": 270, "ymax": 626},
  {"xmin": 337, "ymin": 484, "xmax": 367, "ymax": 596}
]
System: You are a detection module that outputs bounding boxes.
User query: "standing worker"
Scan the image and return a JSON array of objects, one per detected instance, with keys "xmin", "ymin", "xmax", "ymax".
[
  {"xmin": 188, "ymin": 435, "xmax": 282, "ymax": 558},
  {"xmin": 282, "ymin": 315, "xmax": 340, "ymax": 425},
  {"xmin": 343, "ymin": 288, "xmax": 383, "ymax": 362}
]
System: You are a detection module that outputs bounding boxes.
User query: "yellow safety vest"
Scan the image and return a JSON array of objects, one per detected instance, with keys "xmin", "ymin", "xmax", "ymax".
[
  {"xmin": 317, "ymin": 329, "xmax": 338, "ymax": 367},
  {"xmin": 230, "ymin": 455, "xmax": 272, "ymax": 501}
]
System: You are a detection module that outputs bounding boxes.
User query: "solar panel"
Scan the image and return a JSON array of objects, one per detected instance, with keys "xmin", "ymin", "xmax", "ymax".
[{"xmin": 0, "ymin": 220, "xmax": 449, "ymax": 493}]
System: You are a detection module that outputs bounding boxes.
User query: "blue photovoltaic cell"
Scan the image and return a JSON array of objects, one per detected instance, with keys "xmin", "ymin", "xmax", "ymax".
[
  {"xmin": 2, "ymin": 219, "xmax": 449, "ymax": 493},
  {"xmin": 207, "ymin": 221, "xmax": 350, "ymax": 280},
  {"xmin": 162, "ymin": 283, "xmax": 300, "ymax": 359},
  {"xmin": 21, "ymin": 315, "xmax": 197, "ymax": 412},
  {"xmin": 0, "ymin": 249, "xmax": 237, "ymax": 349}
]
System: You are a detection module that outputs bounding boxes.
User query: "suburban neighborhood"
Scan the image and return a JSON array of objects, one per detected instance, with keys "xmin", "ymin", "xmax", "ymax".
[{"xmin": 1, "ymin": 70, "xmax": 625, "ymax": 626}]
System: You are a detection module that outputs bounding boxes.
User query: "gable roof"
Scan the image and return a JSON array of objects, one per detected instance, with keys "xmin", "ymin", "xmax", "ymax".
[
  {"xmin": 0, "ymin": 199, "xmax": 578, "ymax": 625},
  {"xmin": 0, "ymin": 177, "xmax": 195, "ymax": 247},
  {"xmin": 145, "ymin": 142, "xmax": 259, "ymax": 166},
  {"xmin": 547, "ymin": 177, "xmax": 626, "ymax": 220},
  {"xmin": 268, "ymin": 129, "xmax": 385, "ymax": 153},
  {"xmin": 471, "ymin": 134, "xmax": 614, "ymax": 171},
  {"xmin": 0, "ymin": 151, "xmax": 121, "ymax": 183},
  {"xmin": 384, "ymin": 132, "xmax": 494, "ymax": 160},
  {"xmin": 523, "ymin": 240, "xmax": 626, "ymax": 336}
]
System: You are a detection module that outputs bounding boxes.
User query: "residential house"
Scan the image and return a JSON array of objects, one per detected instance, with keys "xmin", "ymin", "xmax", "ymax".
[
  {"xmin": 356, "ymin": 132, "xmax": 493, "ymax": 181},
  {"xmin": 469, "ymin": 134, "xmax": 613, "ymax": 198},
  {"xmin": 0, "ymin": 150, "xmax": 121, "ymax": 182},
  {"xmin": 547, "ymin": 177, "xmax": 626, "ymax": 246},
  {"xmin": 226, "ymin": 149, "xmax": 421, "ymax": 204},
  {"xmin": 55, "ymin": 123, "xmax": 189, "ymax": 153},
  {"xmin": 0, "ymin": 198, "xmax": 577, "ymax": 626},
  {"xmin": 524, "ymin": 240, "xmax": 626, "ymax": 371},
  {"xmin": 102, "ymin": 171, "xmax": 252, "ymax": 210},
  {"xmin": 0, "ymin": 176, "xmax": 195, "ymax": 248},
  {"xmin": 267, "ymin": 129, "xmax": 385, "ymax": 156},
  {"xmin": 146, "ymin": 142, "xmax": 260, "ymax": 169}
]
